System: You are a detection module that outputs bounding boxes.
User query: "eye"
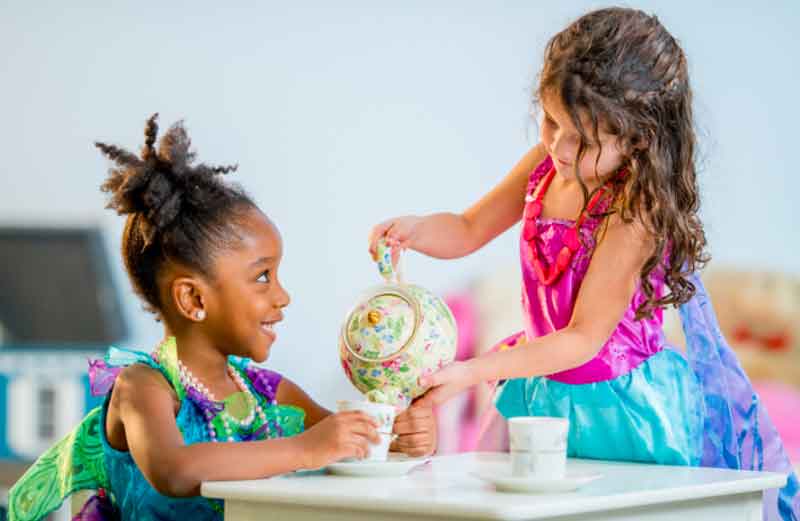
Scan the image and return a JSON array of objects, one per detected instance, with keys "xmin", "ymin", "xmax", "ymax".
[
  {"xmin": 543, "ymin": 115, "xmax": 557, "ymax": 128},
  {"xmin": 257, "ymin": 270, "xmax": 271, "ymax": 283}
]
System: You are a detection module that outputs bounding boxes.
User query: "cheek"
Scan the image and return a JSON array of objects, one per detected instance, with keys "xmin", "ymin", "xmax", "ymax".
[
  {"xmin": 540, "ymin": 122, "xmax": 553, "ymax": 148},
  {"xmin": 599, "ymin": 149, "xmax": 626, "ymax": 176},
  {"xmin": 575, "ymin": 150, "xmax": 600, "ymax": 176},
  {"xmin": 216, "ymin": 284, "xmax": 260, "ymax": 318},
  {"xmin": 254, "ymin": 288, "xmax": 278, "ymax": 314},
  {"xmin": 580, "ymin": 147, "xmax": 624, "ymax": 178}
]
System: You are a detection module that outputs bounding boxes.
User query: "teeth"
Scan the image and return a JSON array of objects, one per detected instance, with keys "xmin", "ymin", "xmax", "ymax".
[{"xmin": 261, "ymin": 323, "xmax": 274, "ymax": 332}]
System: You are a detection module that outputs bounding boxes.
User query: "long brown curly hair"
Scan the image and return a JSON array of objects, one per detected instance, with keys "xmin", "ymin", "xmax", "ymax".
[{"xmin": 536, "ymin": 7, "xmax": 709, "ymax": 319}]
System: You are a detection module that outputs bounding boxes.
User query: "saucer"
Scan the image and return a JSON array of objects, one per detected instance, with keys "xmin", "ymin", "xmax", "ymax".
[
  {"xmin": 326, "ymin": 453, "xmax": 431, "ymax": 477},
  {"xmin": 471, "ymin": 470, "xmax": 602, "ymax": 493}
]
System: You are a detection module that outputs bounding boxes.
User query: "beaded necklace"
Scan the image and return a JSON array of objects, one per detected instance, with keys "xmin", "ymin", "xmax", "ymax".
[
  {"xmin": 177, "ymin": 360, "xmax": 269, "ymax": 442},
  {"xmin": 522, "ymin": 165, "xmax": 624, "ymax": 285},
  {"xmin": 150, "ymin": 338, "xmax": 277, "ymax": 442}
]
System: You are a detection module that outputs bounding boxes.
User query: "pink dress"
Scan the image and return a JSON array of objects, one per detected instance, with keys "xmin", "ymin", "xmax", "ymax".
[{"xmin": 492, "ymin": 155, "xmax": 798, "ymax": 520}]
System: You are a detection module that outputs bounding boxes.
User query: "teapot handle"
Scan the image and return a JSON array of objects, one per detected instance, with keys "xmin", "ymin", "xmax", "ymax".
[{"xmin": 376, "ymin": 238, "xmax": 404, "ymax": 284}]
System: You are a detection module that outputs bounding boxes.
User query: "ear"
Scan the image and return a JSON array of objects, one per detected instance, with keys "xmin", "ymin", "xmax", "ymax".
[{"xmin": 171, "ymin": 276, "xmax": 208, "ymax": 322}]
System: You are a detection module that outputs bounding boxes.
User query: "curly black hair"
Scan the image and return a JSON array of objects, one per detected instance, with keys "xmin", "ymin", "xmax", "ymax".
[
  {"xmin": 536, "ymin": 7, "xmax": 709, "ymax": 319},
  {"xmin": 96, "ymin": 113, "xmax": 256, "ymax": 315}
]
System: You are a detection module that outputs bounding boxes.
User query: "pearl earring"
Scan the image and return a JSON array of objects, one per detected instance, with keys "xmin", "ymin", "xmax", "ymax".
[{"xmin": 195, "ymin": 310, "xmax": 206, "ymax": 321}]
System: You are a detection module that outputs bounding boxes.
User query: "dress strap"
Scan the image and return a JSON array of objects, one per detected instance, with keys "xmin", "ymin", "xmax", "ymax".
[{"xmin": 526, "ymin": 155, "xmax": 554, "ymax": 194}]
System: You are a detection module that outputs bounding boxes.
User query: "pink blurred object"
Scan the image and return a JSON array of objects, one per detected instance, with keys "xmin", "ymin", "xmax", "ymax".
[
  {"xmin": 435, "ymin": 293, "xmax": 480, "ymax": 453},
  {"xmin": 445, "ymin": 293, "xmax": 477, "ymax": 362},
  {"xmin": 438, "ymin": 293, "xmax": 513, "ymax": 453},
  {"xmin": 753, "ymin": 381, "xmax": 800, "ymax": 463}
]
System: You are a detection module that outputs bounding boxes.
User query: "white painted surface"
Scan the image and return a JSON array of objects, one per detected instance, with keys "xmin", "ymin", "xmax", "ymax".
[{"xmin": 202, "ymin": 452, "xmax": 787, "ymax": 520}]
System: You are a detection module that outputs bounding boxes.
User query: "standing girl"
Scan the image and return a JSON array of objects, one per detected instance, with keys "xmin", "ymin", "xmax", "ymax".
[{"xmin": 370, "ymin": 8, "xmax": 798, "ymax": 520}]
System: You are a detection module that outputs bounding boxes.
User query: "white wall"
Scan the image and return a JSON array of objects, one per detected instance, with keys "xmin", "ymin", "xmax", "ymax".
[{"xmin": 1, "ymin": 1, "xmax": 797, "ymax": 406}]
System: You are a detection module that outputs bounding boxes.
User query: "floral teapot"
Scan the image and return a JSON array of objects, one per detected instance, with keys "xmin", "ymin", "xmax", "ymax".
[{"xmin": 339, "ymin": 240, "xmax": 458, "ymax": 409}]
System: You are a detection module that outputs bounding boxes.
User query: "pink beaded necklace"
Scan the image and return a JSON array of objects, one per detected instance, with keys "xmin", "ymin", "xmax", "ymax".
[{"xmin": 522, "ymin": 165, "xmax": 624, "ymax": 285}]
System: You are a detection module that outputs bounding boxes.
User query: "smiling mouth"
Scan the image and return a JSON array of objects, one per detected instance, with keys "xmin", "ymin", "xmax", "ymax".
[{"xmin": 260, "ymin": 322, "xmax": 277, "ymax": 336}]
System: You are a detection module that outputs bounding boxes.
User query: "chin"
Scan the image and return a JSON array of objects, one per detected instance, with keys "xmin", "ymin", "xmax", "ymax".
[
  {"xmin": 554, "ymin": 165, "xmax": 577, "ymax": 179},
  {"xmin": 250, "ymin": 344, "xmax": 272, "ymax": 363}
]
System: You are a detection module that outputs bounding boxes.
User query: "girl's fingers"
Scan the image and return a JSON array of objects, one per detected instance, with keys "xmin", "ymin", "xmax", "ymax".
[
  {"xmin": 418, "ymin": 370, "xmax": 443, "ymax": 389},
  {"xmin": 349, "ymin": 422, "xmax": 380, "ymax": 441},
  {"xmin": 392, "ymin": 432, "xmax": 429, "ymax": 449},
  {"xmin": 344, "ymin": 443, "xmax": 364, "ymax": 461},
  {"xmin": 356, "ymin": 411, "xmax": 380, "ymax": 428},
  {"xmin": 385, "ymin": 223, "xmax": 405, "ymax": 245},
  {"xmin": 368, "ymin": 222, "xmax": 393, "ymax": 258},
  {"xmin": 363, "ymin": 428, "xmax": 381, "ymax": 444},
  {"xmin": 343, "ymin": 415, "xmax": 381, "ymax": 443},
  {"xmin": 393, "ymin": 417, "xmax": 433, "ymax": 435},
  {"xmin": 414, "ymin": 385, "xmax": 453, "ymax": 408},
  {"xmin": 356, "ymin": 437, "xmax": 370, "ymax": 459},
  {"xmin": 339, "ymin": 410, "xmax": 380, "ymax": 428}
]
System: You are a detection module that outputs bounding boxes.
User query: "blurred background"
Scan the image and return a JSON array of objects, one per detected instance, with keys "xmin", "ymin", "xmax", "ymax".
[{"xmin": 1, "ymin": 1, "xmax": 798, "ymax": 518}]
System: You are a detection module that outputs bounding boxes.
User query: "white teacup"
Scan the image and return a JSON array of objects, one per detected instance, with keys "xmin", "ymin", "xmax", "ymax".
[
  {"xmin": 336, "ymin": 400, "xmax": 396, "ymax": 462},
  {"xmin": 508, "ymin": 416, "xmax": 569, "ymax": 479}
]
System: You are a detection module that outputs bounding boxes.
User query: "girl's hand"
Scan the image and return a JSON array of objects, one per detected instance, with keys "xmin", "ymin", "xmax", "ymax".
[
  {"xmin": 390, "ymin": 402, "xmax": 437, "ymax": 457},
  {"xmin": 296, "ymin": 411, "xmax": 380, "ymax": 469},
  {"xmin": 415, "ymin": 361, "xmax": 477, "ymax": 408},
  {"xmin": 368, "ymin": 215, "xmax": 425, "ymax": 263}
]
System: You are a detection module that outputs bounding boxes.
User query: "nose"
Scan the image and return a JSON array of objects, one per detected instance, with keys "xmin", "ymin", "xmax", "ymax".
[
  {"xmin": 550, "ymin": 131, "xmax": 574, "ymax": 162},
  {"xmin": 275, "ymin": 281, "xmax": 290, "ymax": 309}
]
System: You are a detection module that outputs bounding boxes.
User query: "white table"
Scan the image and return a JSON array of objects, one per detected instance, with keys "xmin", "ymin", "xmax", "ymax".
[{"xmin": 201, "ymin": 452, "xmax": 787, "ymax": 521}]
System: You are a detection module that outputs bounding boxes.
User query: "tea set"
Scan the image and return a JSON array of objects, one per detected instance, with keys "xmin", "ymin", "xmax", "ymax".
[{"xmin": 327, "ymin": 240, "xmax": 599, "ymax": 491}]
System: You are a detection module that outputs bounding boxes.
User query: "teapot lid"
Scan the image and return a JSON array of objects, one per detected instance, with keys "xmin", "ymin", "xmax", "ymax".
[{"xmin": 343, "ymin": 287, "xmax": 421, "ymax": 362}]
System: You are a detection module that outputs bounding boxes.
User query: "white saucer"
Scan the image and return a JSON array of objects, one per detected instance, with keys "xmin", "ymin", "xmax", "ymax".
[
  {"xmin": 326, "ymin": 453, "xmax": 431, "ymax": 477},
  {"xmin": 472, "ymin": 470, "xmax": 602, "ymax": 493}
]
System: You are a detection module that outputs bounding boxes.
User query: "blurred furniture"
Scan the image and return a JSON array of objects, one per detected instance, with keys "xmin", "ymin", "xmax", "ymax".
[{"xmin": 0, "ymin": 226, "xmax": 127, "ymax": 521}]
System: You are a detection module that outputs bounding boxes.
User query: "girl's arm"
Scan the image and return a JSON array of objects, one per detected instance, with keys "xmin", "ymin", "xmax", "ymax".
[
  {"xmin": 369, "ymin": 143, "xmax": 547, "ymax": 260},
  {"xmin": 417, "ymin": 215, "xmax": 653, "ymax": 405},
  {"xmin": 277, "ymin": 377, "xmax": 438, "ymax": 457},
  {"xmin": 113, "ymin": 366, "xmax": 378, "ymax": 497}
]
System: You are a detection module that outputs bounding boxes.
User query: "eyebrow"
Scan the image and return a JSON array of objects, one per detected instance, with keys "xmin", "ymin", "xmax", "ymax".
[
  {"xmin": 249, "ymin": 256, "xmax": 276, "ymax": 268},
  {"xmin": 543, "ymin": 109, "xmax": 572, "ymax": 129},
  {"xmin": 543, "ymin": 109, "xmax": 578, "ymax": 135}
]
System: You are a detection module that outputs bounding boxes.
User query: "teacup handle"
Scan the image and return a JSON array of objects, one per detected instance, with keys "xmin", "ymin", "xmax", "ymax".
[{"xmin": 376, "ymin": 238, "xmax": 404, "ymax": 284}]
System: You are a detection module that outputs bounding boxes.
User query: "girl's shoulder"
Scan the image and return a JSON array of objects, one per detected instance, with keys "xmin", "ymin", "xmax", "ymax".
[
  {"xmin": 594, "ymin": 212, "xmax": 655, "ymax": 261},
  {"xmin": 89, "ymin": 339, "xmax": 185, "ymax": 400},
  {"xmin": 112, "ymin": 362, "xmax": 180, "ymax": 408}
]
